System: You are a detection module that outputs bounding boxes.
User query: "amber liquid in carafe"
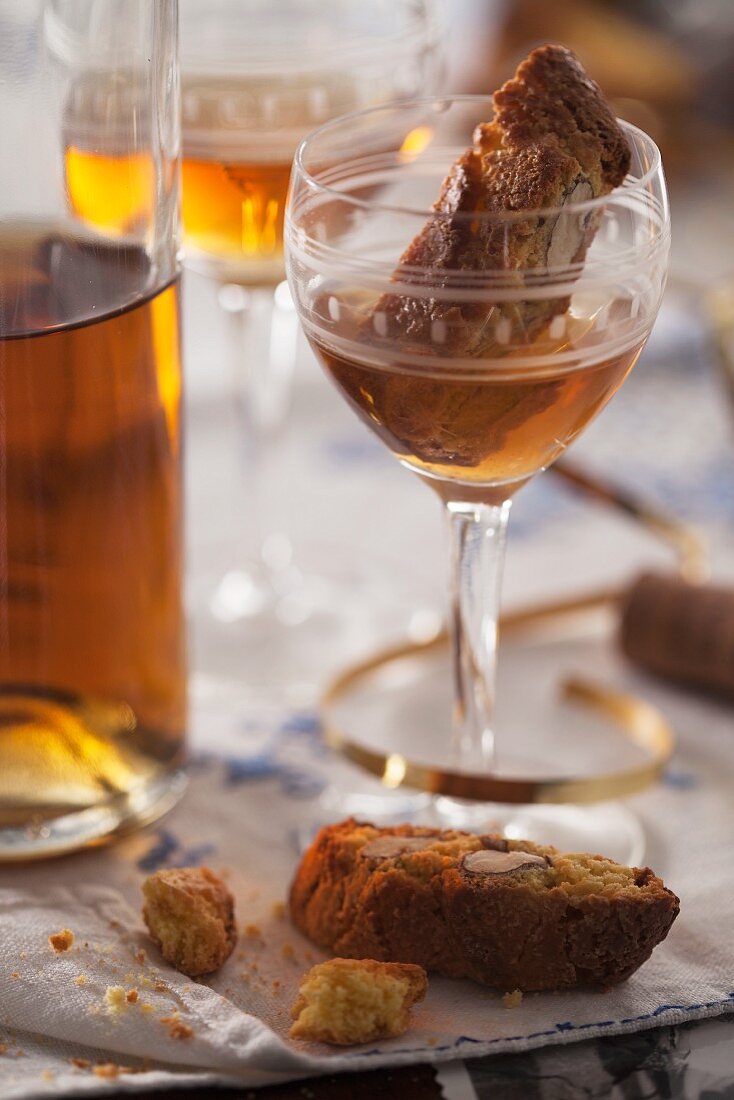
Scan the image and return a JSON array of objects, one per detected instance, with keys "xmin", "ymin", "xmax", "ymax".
[{"xmin": 0, "ymin": 230, "xmax": 185, "ymax": 826}]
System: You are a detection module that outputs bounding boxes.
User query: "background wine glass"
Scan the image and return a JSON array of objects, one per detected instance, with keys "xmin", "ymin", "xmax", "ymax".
[
  {"xmin": 177, "ymin": 0, "xmax": 444, "ymax": 709},
  {"xmin": 286, "ymin": 97, "xmax": 670, "ymax": 846},
  {"xmin": 0, "ymin": 0, "xmax": 183, "ymax": 858}
]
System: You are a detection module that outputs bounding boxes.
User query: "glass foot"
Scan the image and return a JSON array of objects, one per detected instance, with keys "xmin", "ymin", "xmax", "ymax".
[
  {"xmin": 0, "ymin": 769, "xmax": 187, "ymax": 861},
  {"xmin": 293, "ymin": 772, "xmax": 434, "ymax": 855},
  {"xmin": 320, "ymin": 623, "xmax": 669, "ymax": 863}
]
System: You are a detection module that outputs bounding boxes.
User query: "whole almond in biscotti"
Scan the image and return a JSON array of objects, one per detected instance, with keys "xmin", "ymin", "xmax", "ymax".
[
  {"xmin": 289, "ymin": 820, "xmax": 679, "ymax": 992},
  {"xmin": 347, "ymin": 45, "xmax": 631, "ymax": 469}
]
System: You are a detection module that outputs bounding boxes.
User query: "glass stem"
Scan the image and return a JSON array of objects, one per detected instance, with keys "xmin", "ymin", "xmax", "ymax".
[
  {"xmin": 446, "ymin": 498, "xmax": 511, "ymax": 773},
  {"xmin": 218, "ymin": 282, "xmax": 297, "ymax": 573}
]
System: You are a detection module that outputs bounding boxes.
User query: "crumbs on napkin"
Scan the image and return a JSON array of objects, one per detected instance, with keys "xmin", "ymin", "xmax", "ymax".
[
  {"xmin": 281, "ymin": 942, "xmax": 297, "ymax": 963},
  {"xmin": 69, "ymin": 1058, "xmax": 149, "ymax": 1078},
  {"xmin": 93, "ymin": 1063, "xmax": 121, "ymax": 1079},
  {"xmin": 48, "ymin": 928, "xmax": 74, "ymax": 953},
  {"xmin": 104, "ymin": 986, "xmax": 128, "ymax": 1016},
  {"xmin": 160, "ymin": 1013, "xmax": 193, "ymax": 1041},
  {"xmin": 503, "ymin": 989, "xmax": 523, "ymax": 1009},
  {"xmin": 74, "ymin": 974, "xmax": 87, "ymax": 986}
]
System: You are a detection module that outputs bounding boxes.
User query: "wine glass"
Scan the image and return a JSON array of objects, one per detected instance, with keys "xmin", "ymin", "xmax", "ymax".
[
  {"xmin": 286, "ymin": 97, "xmax": 670, "ymax": 844},
  {"xmin": 179, "ymin": 0, "xmax": 444, "ymax": 708}
]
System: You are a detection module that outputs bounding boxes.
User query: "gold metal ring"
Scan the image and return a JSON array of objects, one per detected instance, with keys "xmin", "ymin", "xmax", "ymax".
[{"xmin": 321, "ymin": 617, "xmax": 674, "ymax": 805}]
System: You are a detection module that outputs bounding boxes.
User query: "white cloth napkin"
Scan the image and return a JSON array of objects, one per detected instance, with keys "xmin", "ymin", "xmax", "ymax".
[{"xmin": 1, "ymin": 669, "xmax": 733, "ymax": 1100}]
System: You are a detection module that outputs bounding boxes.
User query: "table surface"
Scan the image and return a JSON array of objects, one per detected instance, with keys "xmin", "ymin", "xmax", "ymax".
[{"xmin": 121, "ymin": 1016, "xmax": 734, "ymax": 1098}]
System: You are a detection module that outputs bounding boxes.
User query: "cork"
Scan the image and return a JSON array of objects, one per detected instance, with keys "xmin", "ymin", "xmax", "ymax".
[{"xmin": 619, "ymin": 572, "xmax": 734, "ymax": 699}]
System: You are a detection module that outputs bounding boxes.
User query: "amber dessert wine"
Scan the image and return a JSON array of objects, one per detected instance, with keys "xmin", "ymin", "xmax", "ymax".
[
  {"xmin": 182, "ymin": 156, "xmax": 292, "ymax": 281},
  {"xmin": 179, "ymin": 72, "xmax": 371, "ymax": 284},
  {"xmin": 0, "ymin": 229, "xmax": 185, "ymax": 834},
  {"xmin": 313, "ymin": 310, "xmax": 644, "ymax": 499}
]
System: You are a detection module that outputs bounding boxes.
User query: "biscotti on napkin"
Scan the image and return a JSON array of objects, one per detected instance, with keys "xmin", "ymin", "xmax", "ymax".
[{"xmin": 289, "ymin": 820, "xmax": 679, "ymax": 992}]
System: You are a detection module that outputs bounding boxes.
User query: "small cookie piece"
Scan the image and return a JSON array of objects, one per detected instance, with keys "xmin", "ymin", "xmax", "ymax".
[
  {"xmin": 49, "ymin": 928, "xmax": 74, "ymax": 953},
  {"xmin": 289, "ymin": 958, "xmax": 427, "ymax": 1046},
  {"xmin": 289, "ymin": 820, "xmax": 679, "ymax": 992},
  {"xmin": 142, "ymin": 867, "xmax": 236, "ymax": 977}
]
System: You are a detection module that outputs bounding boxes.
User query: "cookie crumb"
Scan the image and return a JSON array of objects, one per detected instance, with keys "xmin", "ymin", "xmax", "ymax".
[
  {"xmin": 160, "ymin": 1013, "xmax": 194, "ymax": 1041},
  {"xmin": 49, "ymin": 929, "xmax": 74, "ymax": 953},
  {"xmin": 10, "ymin": 972, "xmax": 19, "ymax": 980},
  {"xmin": 243, "ymin": 923, "xmax": 261, "ymax": 938},
  {"xmin": 0, "ymin": 1044, "xmax": 7, "ymax": 1055},
  {"xmin": 502, "ymin": 989, "xmax": 523, "ymax": 1009},
  {"xmin": 93, "ymin": 1063, "xmax": 120, "ymax": 1079},
  {"xmin": 126, "ymin": 989, "xmax": 139, "ymax": 1004},
  {"xmin": 40, "ymin": 1070, "xmax": 55, "ymax": 1081},
  {"xmin": 142, "ymin": 867, "xmax": 236, "ymax": 977},
  {"xmin": 154, "ymin": 980, "xmax": 168, "ymax": 993},
  {"xmin": 134, "ymin": 949, "xmax": 146, "ymax": 964},
  {"xmin": 281, "ymin": 942, "xmax": 296, "ymax": 962},
  {"xmin": 141, "ymin": 1002, "xmax": 154, "ymax": 1015},
  {"xmin": 104, "ymin": 985, "xmax": 128, "ymax": 1015},
  {"xmin": 271, "ymin": 901, "xmax": 286, "ymax": 920},
  {"xmin": 290, "ymin": 958, "xmax": 427, "ymax": 1046},
  {"xmin": 74, "ymin": 975, "xmax": 87, "ymax": 987},
  {"xmin": 70, "ymin": 1058, "xmax": 91, "ymax": 1069}
]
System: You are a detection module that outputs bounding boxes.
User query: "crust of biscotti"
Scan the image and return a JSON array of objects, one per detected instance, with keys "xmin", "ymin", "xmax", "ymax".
[
  {"xmin": 289, "ymin": 821, "xmax": 679, "ymax": 992},
  {"xmin": 492, "ymin": 44, "xmax": 630, "ymax": 188}
]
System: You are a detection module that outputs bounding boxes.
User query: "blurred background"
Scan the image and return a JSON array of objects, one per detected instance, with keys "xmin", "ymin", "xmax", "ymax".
[
  {"xmin": 184, "ymin": 0, "xmax": 734, "ymax": 720},
  {"xmin": 448, "ymin": 0, "xmax": 734, "ymax": 293}
]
